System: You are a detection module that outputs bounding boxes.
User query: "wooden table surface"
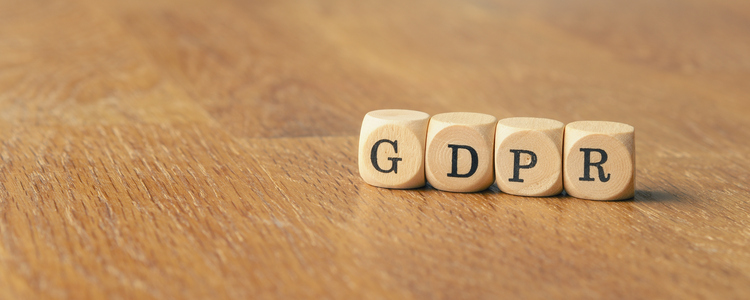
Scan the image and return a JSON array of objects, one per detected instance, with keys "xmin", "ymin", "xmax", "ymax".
[{"xmin": 1, "ymin": 0, "xmax": 749, "ymax": 298}]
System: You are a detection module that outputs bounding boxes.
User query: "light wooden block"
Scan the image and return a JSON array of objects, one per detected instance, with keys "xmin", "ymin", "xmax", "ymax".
[
  {"xmin": 425, "ymin": 112, "xmax": 497, "ymax": 192},
  {"xmin": 495, "ymin": 117, "xmax": 564, "ymax": 197},
  {"xmin": 563, "ymin": 121, "xmax": 635, "ymax": 200},
  {"xmin": 358, "ymin": 109, "xmax": 430, "ymax": 189}
]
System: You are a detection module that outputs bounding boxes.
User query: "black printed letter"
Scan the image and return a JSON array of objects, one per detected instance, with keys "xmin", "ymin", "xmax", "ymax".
[
  {"xmin": 446, "ymin": 144, "xmax": 478, "ymax": 178},
  {"xmin": 370, "ymin": 139, "xmax": 402, "ymax": 173},
  {"xmin": 508, "ymin": 149, "xmax": 537, "ymax": 183},
  {"xmin": 579, "ymin": 148, "xmax": 610, "ymax": 182}
]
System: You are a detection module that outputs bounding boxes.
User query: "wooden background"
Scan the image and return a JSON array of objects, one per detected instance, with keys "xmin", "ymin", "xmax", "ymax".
[{"xmin": 1, "ymin": 0, "xmax": 749, "ymax": 298}]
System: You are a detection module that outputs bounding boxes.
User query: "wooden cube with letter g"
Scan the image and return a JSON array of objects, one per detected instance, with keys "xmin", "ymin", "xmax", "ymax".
[{"xmin": 358, "ymin": 109, "xmax": 430, "ymax": 189}]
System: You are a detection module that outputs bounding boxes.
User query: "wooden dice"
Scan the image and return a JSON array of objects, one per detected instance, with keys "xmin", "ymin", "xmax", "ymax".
[
  {"xmin": 358, "ymin": 109, "xmax": 430, "ymax": 189},
  {"xmin": 563, "ymin": 121, "xmax": 635, "ymax": 200},
  {"xmin": 358, "ymin": 110, "xmax": 636, "ymax": 200},
  {"xmin": 425, "ymin": 112, "xmax": 497, "ymax": 192},
  {"xmin": 495, "ymin": 117, "xmax": 564, "ymax": 196}
]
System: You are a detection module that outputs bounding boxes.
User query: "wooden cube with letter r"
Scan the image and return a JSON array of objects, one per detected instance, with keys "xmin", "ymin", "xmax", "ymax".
[
  {"xmin": 358, "ymin": 109, "xmax": 430, "ymax": 189},
  {"xmin": 563, "ymin": 121, "xmax": 635, "ymax": 200}
]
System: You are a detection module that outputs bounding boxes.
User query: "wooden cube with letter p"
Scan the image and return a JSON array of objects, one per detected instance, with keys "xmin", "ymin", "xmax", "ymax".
[
  {"xmin": 563, "ymin": 121, "xmax": 635, "ymax": 200},
  {"xmin": 495, "ymin": 117, "xmax": 564, "ymax": 196},
  {"xmin": 425, "ymin": 112, "xmax": 497, "ymax": 192},
  {"xmin": 358, "ymin": 109, "xmax": 430, "ymax": 189}
]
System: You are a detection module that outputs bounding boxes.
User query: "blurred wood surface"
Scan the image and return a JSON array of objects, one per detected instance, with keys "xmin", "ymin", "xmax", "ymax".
[{"xmin": 1, "ymin": 0, "xmax": 750, "ymax": 298}]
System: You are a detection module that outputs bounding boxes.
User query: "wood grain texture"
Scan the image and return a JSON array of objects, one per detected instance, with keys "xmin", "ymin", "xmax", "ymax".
[{"xmin": 1, "ymin": 0, "xmax": 749, "ymax": 299}]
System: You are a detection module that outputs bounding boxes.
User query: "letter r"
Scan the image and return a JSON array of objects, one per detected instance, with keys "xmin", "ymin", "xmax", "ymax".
[{"xmin": 579, "ymin": 148, "xmax": 611, "ymax": 182}]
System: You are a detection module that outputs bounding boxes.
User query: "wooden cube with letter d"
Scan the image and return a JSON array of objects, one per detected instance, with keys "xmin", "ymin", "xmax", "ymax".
[{"xmin": 425, "ymin": 112, "xmax": 497, "ymax": 193}]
